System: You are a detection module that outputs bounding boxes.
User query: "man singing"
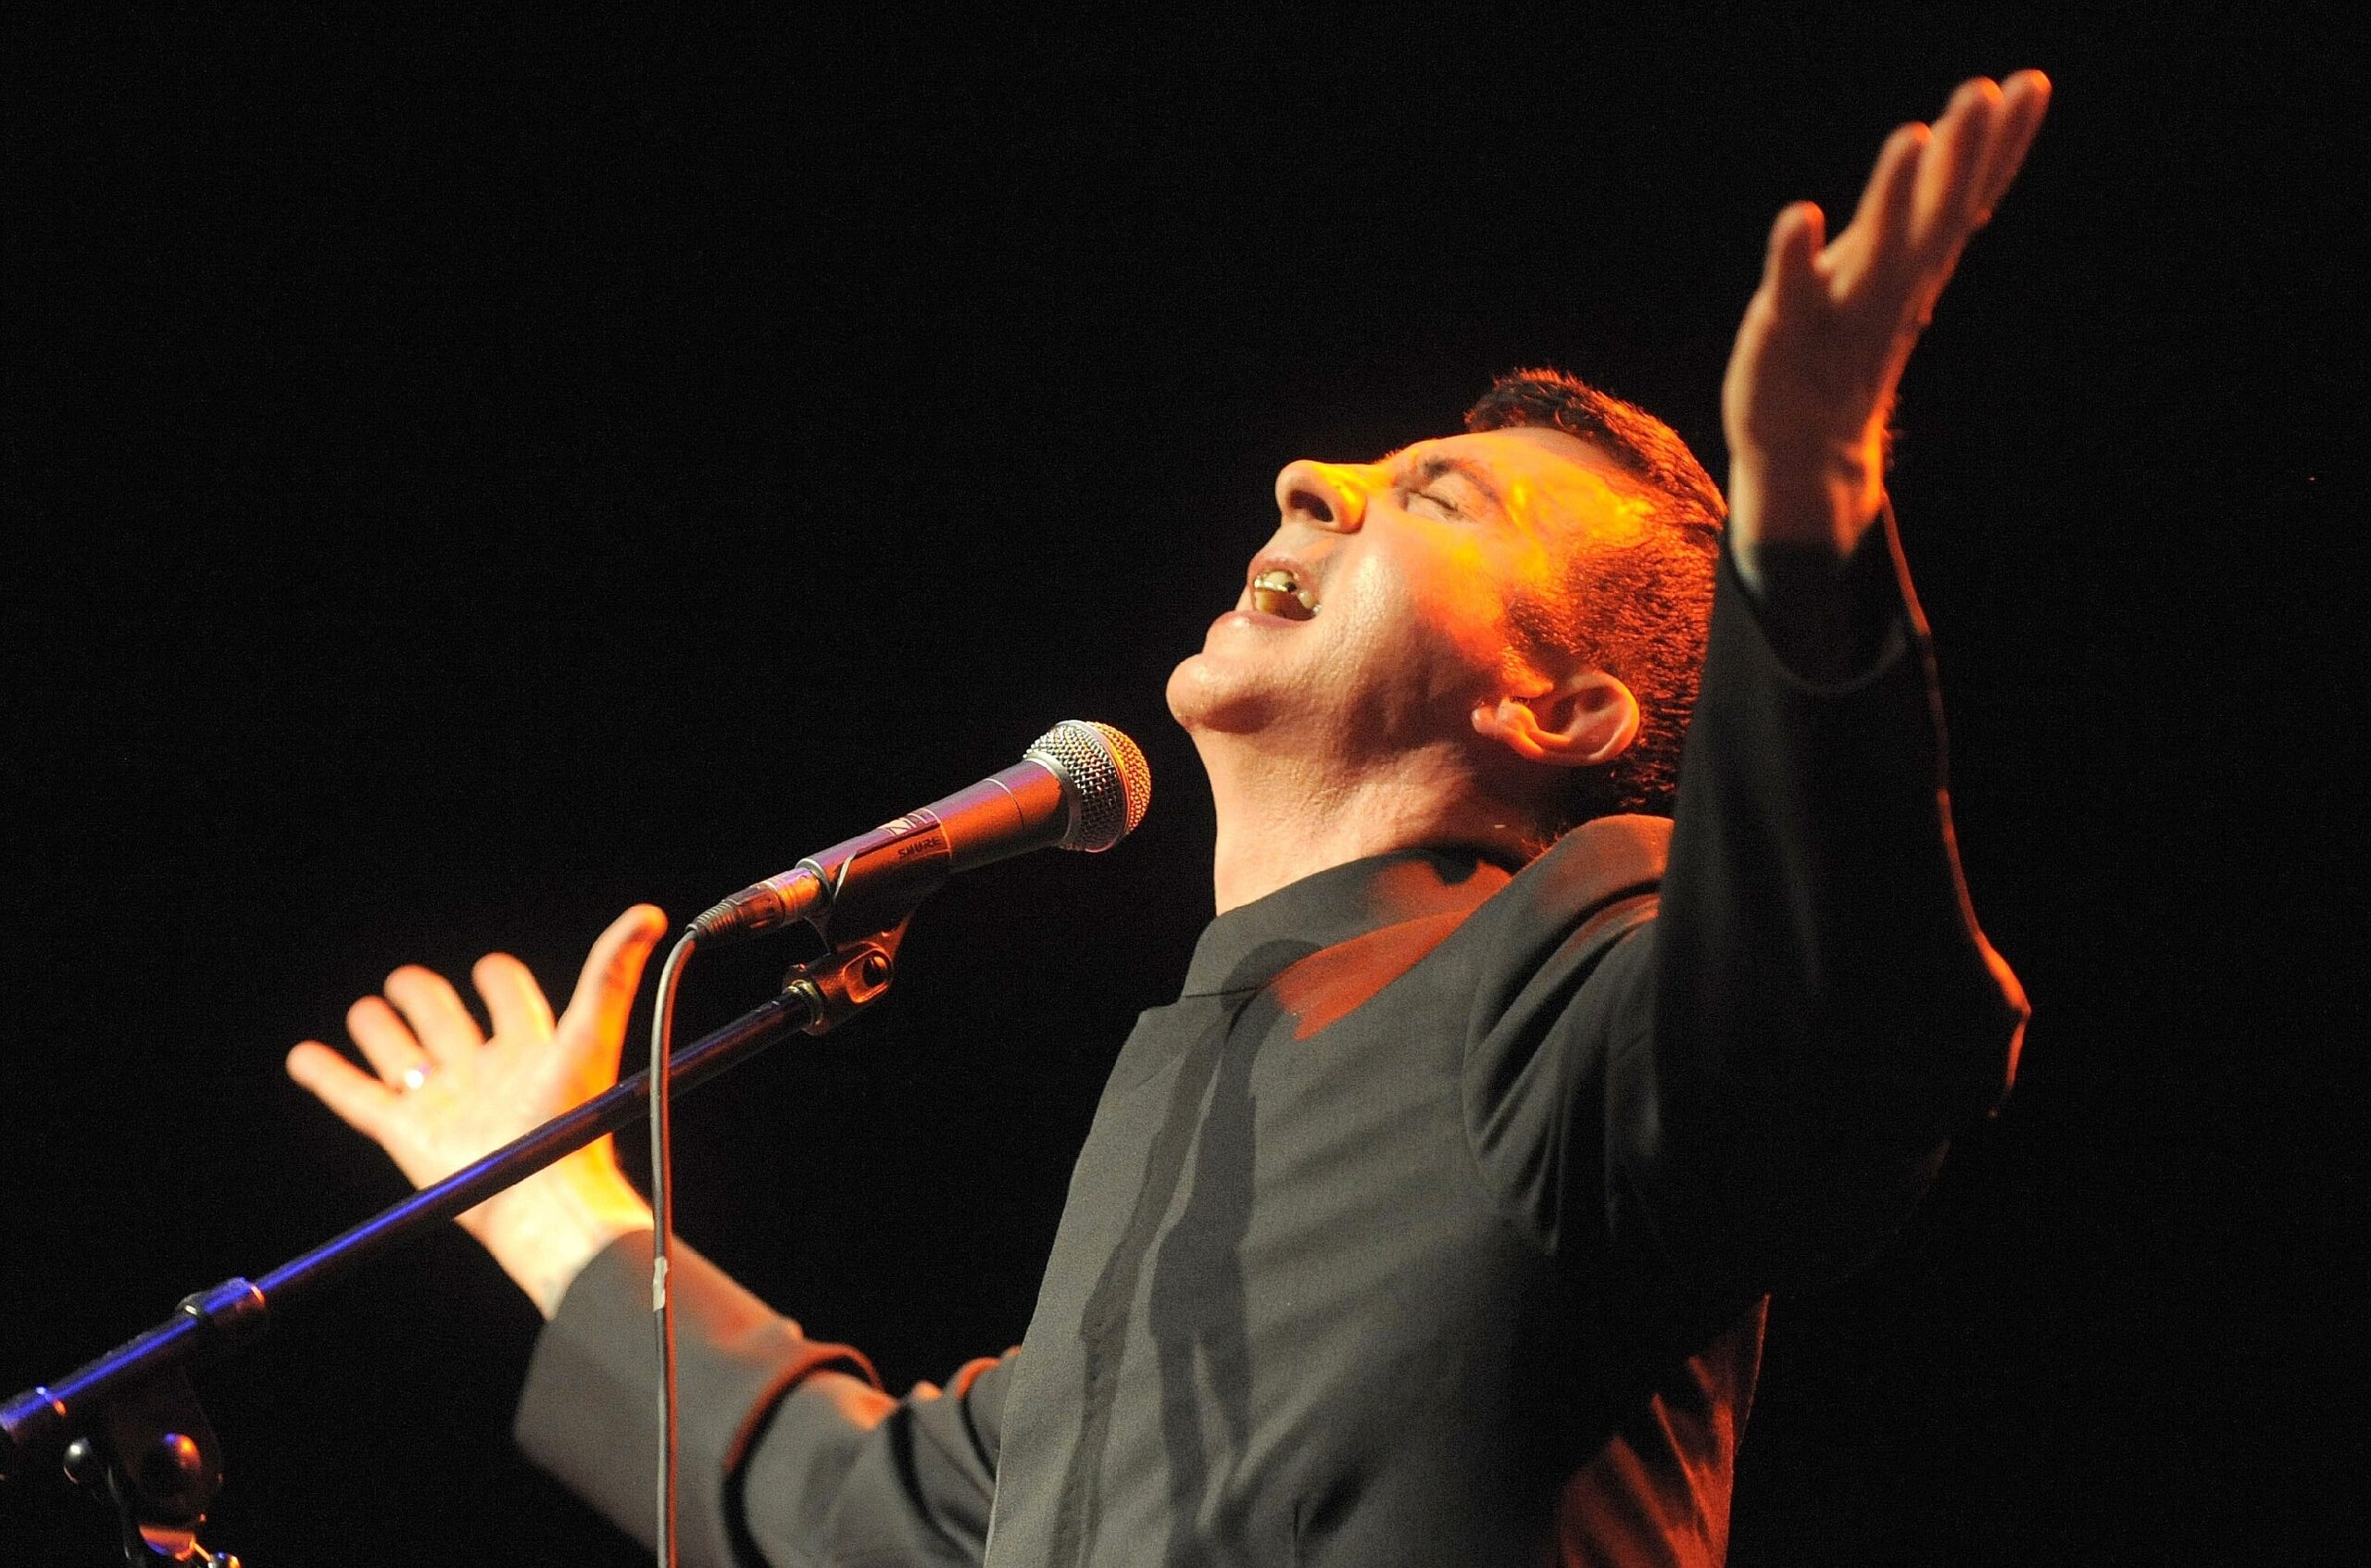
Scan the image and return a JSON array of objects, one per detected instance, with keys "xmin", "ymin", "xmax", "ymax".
[{"xmin": 288, "ymin": 71, "xmax": 2049, "ymax": 1567}]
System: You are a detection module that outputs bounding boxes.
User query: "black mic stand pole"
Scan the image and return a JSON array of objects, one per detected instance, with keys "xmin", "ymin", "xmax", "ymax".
[{"xmin": 0, "ymin": 924, "xmax": 907, "ymax": 1565}]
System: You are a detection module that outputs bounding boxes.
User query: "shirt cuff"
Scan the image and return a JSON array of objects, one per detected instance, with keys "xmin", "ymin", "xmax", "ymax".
[
  {"xmin": 1725, "ymin": 499, "xmax": 1916, "ymax": 689},
  {"xmin": 515, "ymin": 1229, "xmax": 876, "ymax": 1566}
]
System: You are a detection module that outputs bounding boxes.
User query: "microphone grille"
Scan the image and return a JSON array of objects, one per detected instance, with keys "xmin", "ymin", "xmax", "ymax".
[{"xmin": 1025, "ymin": 720, "xmax": 1152, "ymax": 852}]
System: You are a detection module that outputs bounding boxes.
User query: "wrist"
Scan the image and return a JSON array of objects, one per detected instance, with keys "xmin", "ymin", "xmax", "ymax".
[
  {"xmin": 468, "ymin": 1148, "xmax": 653, "ymax": 1320},
  {"xmin": 1725, "ymin": 436, "xmax": 1886, "ymax": 591}
]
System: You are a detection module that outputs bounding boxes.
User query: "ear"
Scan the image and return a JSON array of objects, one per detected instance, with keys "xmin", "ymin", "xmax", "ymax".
[{"xmin": 1470, "ymin": 670, "xmax": 1640, "ymax": 768}]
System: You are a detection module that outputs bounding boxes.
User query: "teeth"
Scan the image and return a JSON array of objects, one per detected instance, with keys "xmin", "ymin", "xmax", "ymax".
[{"xmin": 1250, "ymin": 569, "xmax": 1318, "ymax": 620}]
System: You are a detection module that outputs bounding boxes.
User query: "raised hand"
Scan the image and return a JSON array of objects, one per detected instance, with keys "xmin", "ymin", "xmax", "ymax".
[
  {"xmin": 1722, "ymin": 71, "xmax": 2051, "ymax": 569},
  {"xmin": 286, "ymin": 904, "xmax": 668, "ymax": 1316}
]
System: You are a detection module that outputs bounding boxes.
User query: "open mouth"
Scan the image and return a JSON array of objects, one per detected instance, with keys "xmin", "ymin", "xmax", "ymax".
[{"xmin": 1249, "ymin": 567, "xmax": 1319, "ymax": 621}]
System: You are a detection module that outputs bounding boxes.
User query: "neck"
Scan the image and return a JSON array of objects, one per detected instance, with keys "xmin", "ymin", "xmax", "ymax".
[{"xmin": 1194, "ymin": 731, "xmax": 1536, "ymax": 913}]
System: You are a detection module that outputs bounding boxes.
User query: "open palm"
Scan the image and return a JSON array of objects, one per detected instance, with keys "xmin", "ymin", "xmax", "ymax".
[
  {"xmin": 1723, "ymin": 71, "xmax": 2051, "ymax": 556},
  {"xmin": 286, "ymin": 904, "xmax": 665, "ymax": 1311}
]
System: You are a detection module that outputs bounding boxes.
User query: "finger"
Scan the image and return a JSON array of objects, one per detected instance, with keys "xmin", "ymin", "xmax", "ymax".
[
  {"xmin": 383, "ymin": 963, "xmax": 488, "ymax": 1063},
  {"xmin": 287, "ymin": 1040, "xmax": 395, "ymax": 1141},
  {"xmin": 1848, "ymin": 120, "xmax": 1928, "ymax": 275},
  {"xmin": 474, "ymin": 951, "xmax": 558, "ymax": 1041},
  {"xmin": 558, "ymin": 905, "xmax": 670, "ymax": 1054},
  {"xmin": 1971, "ymin": 69, "xmax": 2051, "ymax": 224},
  {"xmin": 1913, "ymin": 77, "xmax": 2001, "ymax": 255},
  {"xmin": 346, "ymin": 993, "xmax": 432, "ymax": 1084},
  {"xmin": 1762, "ymin": 200, "xmax": 1825, "ymax": 315}
]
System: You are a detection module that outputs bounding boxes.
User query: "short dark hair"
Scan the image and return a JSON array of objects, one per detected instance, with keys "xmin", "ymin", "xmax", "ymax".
[{"xmin": 1462, "ymin": 368, "xmax": 1725, "ymax": 829}]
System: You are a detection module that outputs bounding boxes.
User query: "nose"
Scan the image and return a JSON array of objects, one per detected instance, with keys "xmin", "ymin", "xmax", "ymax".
[{"xmin": 1273, "ymin": 459, "xmax": 1366, "ymax": 533}]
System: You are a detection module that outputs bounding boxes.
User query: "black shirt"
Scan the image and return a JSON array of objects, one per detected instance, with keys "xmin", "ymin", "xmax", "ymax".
[{"xmin": 516, "ymin": 540, "xmax": 2026, "ymax": 1567}]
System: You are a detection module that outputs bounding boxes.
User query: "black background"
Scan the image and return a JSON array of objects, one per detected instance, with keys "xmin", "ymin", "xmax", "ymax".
[{"xmin": 4, "ymin": 5, "xmax": 2355, "ymax": 1564}]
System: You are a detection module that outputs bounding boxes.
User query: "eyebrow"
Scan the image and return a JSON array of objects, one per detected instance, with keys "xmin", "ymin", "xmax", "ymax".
[{"xmin": 1383, "ymin": 451, "xmax": 1509, "ymax": 518}]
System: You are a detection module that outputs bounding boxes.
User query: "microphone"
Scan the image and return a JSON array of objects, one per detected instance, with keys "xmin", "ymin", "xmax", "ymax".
[{"xmin": 689, "ymin": 720, "xmax": 1151, "ymax": 942}]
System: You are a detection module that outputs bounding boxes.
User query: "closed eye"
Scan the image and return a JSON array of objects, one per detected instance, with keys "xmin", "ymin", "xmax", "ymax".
[{"xmin": 1380, "ymin": 450, "xmax": 1507, "ymax": 521}]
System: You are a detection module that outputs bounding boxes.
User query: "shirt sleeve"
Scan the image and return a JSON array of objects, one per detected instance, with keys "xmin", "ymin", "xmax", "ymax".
[
  {"xmin": 1464, "ymin": 508, "xmax": 2026, "ymax": 1298},
  {"xmin": 515, "ymin": 1229, "xmax": 1008, "ymax": 1567}
]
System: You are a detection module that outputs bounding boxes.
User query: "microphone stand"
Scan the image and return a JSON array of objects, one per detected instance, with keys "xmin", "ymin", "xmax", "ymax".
[{"xmin": 0, "ymin": 923, "xmax": 909, "ymax": 1565}]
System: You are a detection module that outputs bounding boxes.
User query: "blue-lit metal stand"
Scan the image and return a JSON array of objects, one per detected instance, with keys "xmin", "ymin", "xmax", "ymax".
[{"xmin": 0, "ymin": 931, "xmax": 905, "ymax": 1564}]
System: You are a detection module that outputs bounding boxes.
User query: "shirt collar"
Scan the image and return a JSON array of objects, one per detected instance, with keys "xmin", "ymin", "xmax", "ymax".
[
  {"xmin": 1177, "ymin": 847, "xmax": 1512, "ymax": 998},
  {"xmin": 1173, "ymin": 815, "xmax": 1675, "ymax": 1000}
]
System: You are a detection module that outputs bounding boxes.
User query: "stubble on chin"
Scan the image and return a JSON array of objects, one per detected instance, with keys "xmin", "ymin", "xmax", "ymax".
[{"xmin": 1166, "ymin": 646, "xmax": 1274, "ymax": 738}]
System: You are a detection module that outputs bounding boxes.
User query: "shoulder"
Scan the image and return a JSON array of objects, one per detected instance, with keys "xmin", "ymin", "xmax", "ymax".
[{"xmin": 1468, "ymin": 814, "xmax": 1670, "ymax": 956}]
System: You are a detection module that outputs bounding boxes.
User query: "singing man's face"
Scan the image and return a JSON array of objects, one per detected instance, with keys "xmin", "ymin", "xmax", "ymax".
[{"xmin": 1166, "ymin": 425, "xmax": 1650, "ymax": 765}]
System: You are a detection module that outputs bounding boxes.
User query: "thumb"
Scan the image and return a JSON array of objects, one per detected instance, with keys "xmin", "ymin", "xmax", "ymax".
[{"xmin": 557, "ymin": 904, "xmax": 670, "ymax": 1057}]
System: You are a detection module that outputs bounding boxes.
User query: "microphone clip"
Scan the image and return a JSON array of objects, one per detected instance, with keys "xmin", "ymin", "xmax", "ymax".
[{"xmin": 781, "ymin": 917, "xmax": 909, "ymax": 1037}]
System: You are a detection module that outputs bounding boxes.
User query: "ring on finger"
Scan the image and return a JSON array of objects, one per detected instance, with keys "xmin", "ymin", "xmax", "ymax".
[{"xmin": 399, "ymin": 1063, "xmax": 432, "ymax": 1094}]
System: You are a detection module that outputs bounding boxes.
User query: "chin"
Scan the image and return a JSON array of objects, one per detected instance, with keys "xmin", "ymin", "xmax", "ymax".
[{"xmin": 1166, "ymin": 648, "xmax": 1275, "ymax": 737}]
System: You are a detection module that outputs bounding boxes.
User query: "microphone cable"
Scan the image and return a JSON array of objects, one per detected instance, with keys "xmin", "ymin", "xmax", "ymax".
[{"xmin": 648, "ymin": 930, "xmax": 697, "ymax": 1568}]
